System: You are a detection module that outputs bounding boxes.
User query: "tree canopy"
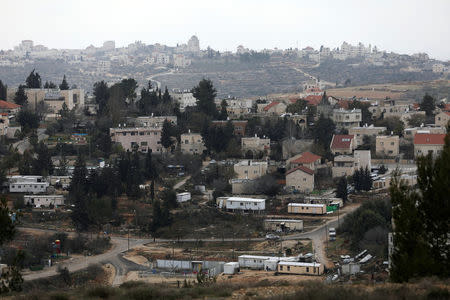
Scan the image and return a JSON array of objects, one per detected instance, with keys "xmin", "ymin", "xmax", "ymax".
[
  {"xmin": 59, "ymin": 75, "xmax": 69, "ymax": 90},
  {"xmin": 25, "ymin": 69, "xmax": 41, "ymax": 89},
  {"xmin": 14, "ymin": 85, "xmax": 28, "ymax": 106},
  {"xmin": 192, "ymin": 79, "xmax": 218, "ymax": 117}
]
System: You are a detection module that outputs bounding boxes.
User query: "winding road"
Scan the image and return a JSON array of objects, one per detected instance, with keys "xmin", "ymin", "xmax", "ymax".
[{"xmin": 20, "ymin": 204, "xmax": 358, "ymax": 283}]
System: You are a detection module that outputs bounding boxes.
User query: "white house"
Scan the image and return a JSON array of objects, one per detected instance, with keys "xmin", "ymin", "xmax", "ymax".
[{"xmin": 24, "ymin": 195, "xmax": 65, "ymax": 208}]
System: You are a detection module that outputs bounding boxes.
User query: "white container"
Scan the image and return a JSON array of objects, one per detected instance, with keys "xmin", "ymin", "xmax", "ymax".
[
  {"xmin": 223, "ymin": 262, "xmax": 239, "ymax": 274},
  {"xmin": 176, "ymin": 192, "xmax": 191, "ymax": 203}
]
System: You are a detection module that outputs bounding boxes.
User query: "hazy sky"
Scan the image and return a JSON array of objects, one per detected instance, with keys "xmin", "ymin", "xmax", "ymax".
[{"xmin": 2, "ymin": 0, "xmax": 450, "ymax": 60}]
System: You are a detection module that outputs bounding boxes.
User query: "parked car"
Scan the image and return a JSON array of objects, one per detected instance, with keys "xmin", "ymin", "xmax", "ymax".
[{"xmin": 266, "ymin": 234, "xmax": 280, "ymax": 240}]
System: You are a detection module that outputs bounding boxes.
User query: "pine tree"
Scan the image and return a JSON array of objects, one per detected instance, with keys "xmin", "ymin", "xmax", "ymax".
[
  {"xmin": 25, "ymin": 69, "xmax": 41, "ymax": 88},
  {"xmin": 14, "ymin": 85, "xmax": 28, "ymax": 106},
  {"xmin": 93, "ymin": 81, "xmax": 109, "ymax": 115},
  {"xmin": 150, "ymin": 180, "xmax": 155, "ymax": 202},
  {"xmin": 161, "ymin": 119, "xmax": 174, "ymax": 151},
  {"xmin": 69, "ymin": 155, "xmax": 90, "ymax": 231},
  {"xmin": 336, "ymin": 176, "xmax": 348, "ymax": 202},
  {"xmin": 162, "ymin": 86, "xmax": 171, "ymax": 103},
  {"xmin": 44, "ymin": 81, "xmax": 56, "ymax": 89},
  {"xmin": 218, "ymin": 99, "xmax": 228, "ymax": 120},
  {"xmin": 59, "ymin": 75, "xmax": 69, "ymax": 90},
  {"xmin": 0, "ymin": 80, "xmax": 7, "ymax": 100},
  {"xmin": 419, "ymin": 94, "xmax": 435, "ymax": 117},
  {"xmin": 192, "ymin": 79, "xmax": 218, "ymax": 117}
]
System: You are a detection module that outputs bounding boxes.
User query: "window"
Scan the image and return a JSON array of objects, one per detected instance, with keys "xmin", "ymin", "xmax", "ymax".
[
  {"xmin": 240, "ymin": 203, "xmax": 243, "ymax": 206},
  {"xmin": 185, "ymin": 140, "xmax": 189, "ymax": 144},
  {"xmin": 390, "ymin": 142, "xmax": 394, "ymax": 145},
  {"xmin": 141, "ymin": 142, "xmax": 148, "ymax": 146},
  {"xmin": 313, "ymin": 267, "xmax": 316, "ymax": 273},
  {"xmin": 306, "ymin": 267, "xmax": 309, "ymax": 272},
  {"xmin": 154, "ymin": 132, "xmax": 158, "ymax": 135},
  {"xmin": 139, "ymin": 132, "xmax": 144, "ymax": 136},
  {"xmin": 303, "ymin": 178, "xmax": 306, "ymax": 181},
  {"xmin": 287, "ymin": 266, "xmax": 290, "ymax": 271},
  {"xmin": 131, "ymin": 132, "xmax": 136, "ymax": 136},
  {"xmin": 280, "ymin": 266, "xmax": 283, "ymax": 271}
]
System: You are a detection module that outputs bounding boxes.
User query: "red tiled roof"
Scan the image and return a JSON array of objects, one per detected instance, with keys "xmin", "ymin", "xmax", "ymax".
[
  {"xmin": 264, "ymin": 101, "xmax": 280, "ymax": 111},
  {"xmin": 286, "ymin": 165, "xmax": 314, "ymax": 176},
  {"xmin": 291, "ymin": 152, "xmax": 321, "ymax": 164},
  {"xmin": 0, "ymin": 113, "xmax": 8, "ymax": 116},
  {"xmin": 303, "ymin": 95, "xmax": 322, "ymax": 106},
  {"xmin": 0, "ymin": 100, "xmax": 21, "ymax": 109},
  {"xmin": 412, "ymin": 103, "xmax": 420, "ymax": 110},
  {"xmin": 444, "ymin": 111, "xmax": 450, "ymax": 116},
  {"xmin": 331, "ymin": 135, "xmax": 354, "ymax": 149},
  {"xmin": 443, "ymin": 104, "xmax": 450, "ymax": 111},
  {"xmin": 414, "ymin": 133, "xmax": 446, "ymax": 145},
  {"xmin": 337, "ymin": 100, "xmax": 351, "ymax": 109}
]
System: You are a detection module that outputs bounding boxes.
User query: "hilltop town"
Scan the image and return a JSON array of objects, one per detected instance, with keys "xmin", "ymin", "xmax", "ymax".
[{"xmin": 0, "ymin": 37, "xmax": 449, "ymax": 299}]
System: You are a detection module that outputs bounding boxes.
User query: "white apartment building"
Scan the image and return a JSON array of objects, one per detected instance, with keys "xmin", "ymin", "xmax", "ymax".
[{"xmin": 133, "ymin": 115, "xmax": 177, "ymax": 127}]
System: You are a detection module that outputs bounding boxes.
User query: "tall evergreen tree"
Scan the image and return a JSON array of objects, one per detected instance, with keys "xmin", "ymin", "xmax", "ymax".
[
  {"xmin": 161, "ymin": 119, "xmax": 174, "ymax": 151},
  {"xmin": 419, "ymin": 94, "xmax": 435, "ymax": 117},
  {"xmin": 14, "ymin": 85, "xmax": 28, "ymax": 106},
  {"xmin": 313, "ymin": 114, "xmax": 336, "ymax": 149},
  {"xmin": 93, "ymin": 81, "xmax": 109, "ymax": 115},
  {"xmin": 390, "ymin": 131, "xmax": 450, "ymax": 282},
  {"xmin": 44, "ymin": 81, "xmax": 56, "ymax": 89},
  {"xmin": 69, "ymin": 155, "xmax": 90, "ymax": 231},
  {"xmin": 336, "ymin": 176, "xmax": 348, "ymax": 202},
  {"xmin": 218, "ymin": 99, "xmax": 228, "ymax": 120},
  {"xmin": 162, "ymin": 86, "xmax": 171, "ymax": 103},
  {"xmin": 59, "ymin": 75, "xmax": 69, "ymax": 90},
  {"xmin": 25, "ymin": 69, "xmax": 41, "ymax": 88},
  {"xmin": 192, "ymin": 79, "xmax": 218, "ymax": 117},
  {"xmin": 0, "ymin": 80, "xmax": 7, "ymax": 100}
]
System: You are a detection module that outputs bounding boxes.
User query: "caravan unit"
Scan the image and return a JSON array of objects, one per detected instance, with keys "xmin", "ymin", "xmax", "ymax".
[
  {"xmin": 226, "ymin": 197, "xmax": 265, "ymax": 212},
  {"xmin": 238, "ymin": 255, "xmax": 274, "ymax": 269},
  {"xmin": 277, "ymin": 261, "xmax": 324, "ymax": 275},
  {"xmin": 264, "ymin": 219, "xmax": 304, "ymax": 232},
  {"xmin": 287, "ymin": 203, "xmax": 327, "ymax": 215},
  {"xmin": 24, "ymin": 195, "xmax": 65, "ymax": 208}
]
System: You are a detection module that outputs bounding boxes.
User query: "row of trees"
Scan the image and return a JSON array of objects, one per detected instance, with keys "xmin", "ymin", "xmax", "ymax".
[{"xmin": 390, "ymin": 131, "xmax": 450, "ymax": 282}]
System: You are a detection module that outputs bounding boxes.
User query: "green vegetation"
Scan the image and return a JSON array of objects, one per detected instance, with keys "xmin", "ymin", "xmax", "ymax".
[
  {"xmin": 339, "ymin": 198, "xmax": 391, "ymax": 256},
  {"xmin": 390, "ymin": 132, "xmax": 450, "ymax": 282}
]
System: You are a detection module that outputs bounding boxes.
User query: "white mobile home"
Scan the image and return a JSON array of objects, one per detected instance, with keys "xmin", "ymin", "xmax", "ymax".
[
  {"xmin": 264, "ymin": 219, "xmax": 304, "ymax": 232},
  {"xmin": 24, "ymin": 195, "xmax": 65, "ymax": 208},
  {"xmin": 176, "ymin": 192, "xmax": 191, "ymax": 203},
  {"xmin": 287, "ymin": 203, "xmax": 327, "ymax": 215},
  {"xmin": 277, "ymin": 261, "xmax": 324, "ymax": 275},
  {"xmin": 9, "ymin": 176, "xmax": 49, "ymax": 194},
  {"xmin": 225, "ymin": 197, "xmax": 265, "ymax": 212},
  {"xmin": 238, "ymin": 255, "xmax": 274, "ymax": 269}
]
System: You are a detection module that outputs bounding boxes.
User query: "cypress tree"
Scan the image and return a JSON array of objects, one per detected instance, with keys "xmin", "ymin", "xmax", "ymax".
[{"xmin": 59, "ymin": 75, "xmax": 69, "ymax": 90}]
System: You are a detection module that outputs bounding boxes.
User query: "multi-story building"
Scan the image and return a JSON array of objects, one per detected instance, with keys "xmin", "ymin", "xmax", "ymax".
[
  {"xmin": 376, "ymin": 135, "xmax": 399, "ymax": 157},
  {"xmin": 241, "ymin": 136, "xmax": 270, "ymax": 155},
  {"xmin": 285, "ymin": 166, "xmax": 315, "ymax": 193},
  {"xmin": 110, "ymin": 126, "xmax": 162, "ymax": 153},
  {"xmin": 331, "ymin": 108, "xmax": 361, "ymax": 129},
  {"xmin": 234, "ymin": 160, "xmax": 268, "ymax": 180},
  {"xmin": 349, "ymin": 125, "xmax": 386, "ymax": 146},
  {"xmin": 414, "ymin": 133, "xmax": 446, "ymax": 158},
  {"xmin": 404, "ymin": 125, "xmax": 446, "ymax": 140},
  {"xmin": 18, "ymin": 88, "xmax": 85, "ymax": 111},
  {"xmin": 261, "ymin": 101, "xmax": 287, "ymax": 115},
  {"xmin": 170, "ymin": 91, "xmax": 197, "ymax": 111},
  {"xmin": 180, "ymin": 132, "xmax": 205, "ymax": 155},
  {"xmin": 133, "ymin": 115, "xmax": 177, "ymax": 127},
  {"xmin": 332, "ymin": 155, "xmax": 355, "ymax": 178},
  {"xmin": 354, "ymin": 150, "xmax": 371, "ymax": 171},
  {"xmin": 330, "ymin": 135, "xmax": 355, "ymax": 155},
  {"xmin": 435, "ymin": 111, "xmax": 450, "ymax": 127},
  {"xmin": 215, "ymin": 98, "xmax": 254, "ymax": 117}
]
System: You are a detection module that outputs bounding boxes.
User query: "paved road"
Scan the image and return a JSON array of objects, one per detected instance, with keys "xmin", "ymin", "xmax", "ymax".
[
  {"xmin": 21, "ymin": 203, "xmax": 358, "ymax": 282},
  {"xmin": 13, "ymin": 128, "xmax": 48, "ymax": 154}
]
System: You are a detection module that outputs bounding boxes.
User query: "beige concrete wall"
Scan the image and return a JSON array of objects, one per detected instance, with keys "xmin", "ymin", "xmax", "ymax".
[
  {"xmin": 414, "ymin": 144, "xmax": 444, "ymax": 158},
  {"xmin": 286, "ymin": 170, "xmax": 314, "ymax": 192},
  {"xmin": 435, "ymin": 112, "xmax": 450, "ymax": 127},
  {"xmin": 376, "ymin": 136, "xmax": 399, "ymax": 157},
  {"xmin": 180, "ymin": 133, "xmax": 205, "ymax": 154}
]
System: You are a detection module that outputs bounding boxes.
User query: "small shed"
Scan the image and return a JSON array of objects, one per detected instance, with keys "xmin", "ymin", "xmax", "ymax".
[
  {"xmin": 176, "ymin": 192, "xmax": 191, "ymax": 203},
  {"xmin": 263, "ymin": 258, "xmax": 279, "ymax": 271},
  {"xmin": 223, "ymin": 262, "xmax": 240, "ymax": 274},
  {"xmin": 264, "ymin": 219, "xmax": 304, "ymax": 232},
  {"xmin": 342, "ymin": 262, "xmax": 360, "ymax": 275}
]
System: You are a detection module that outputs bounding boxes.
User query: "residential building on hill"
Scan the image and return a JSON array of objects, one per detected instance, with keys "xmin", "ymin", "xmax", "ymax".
[
  {"xmin": 110, "ymin": 126, "xmax": 162, "ymax": 153},
  {"xmin": 376, "ymin": 135, "xmax": 399, "ymax": 157},
  {"xmin": 349, "ymin": 125, "xmax": 386, "ymax": 146},
  {"xmin": 330, "ymin": 135, "xmax": 355, "ymax": 155},
  {"xmin": 285, "ymin": 166, "xmax": 315, "ymax": 193},
  {"xmin": 413, "ymin": 133, "xmax": 446, "ymax": 158},
  {"xmin": 241, "ymin": 135, "xmax": 270, "ymax": 155},
  {"xmin": 286, "ymin": 152, "xmax": 321, "ymax": 170},
  {"xmin": 180, "ymin": 131, "xmax": 205, "ymax": 155},
  {"xmin": 234, "ymin": 160, "xmax": 268, "ymax": 180},
  {"xmin": 331, "ymin": 108, "xmax": 361, "ymax": 129},
  {"xmin": 435, "ymin": 111, "xmax": 450, "ymax": 127}
]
